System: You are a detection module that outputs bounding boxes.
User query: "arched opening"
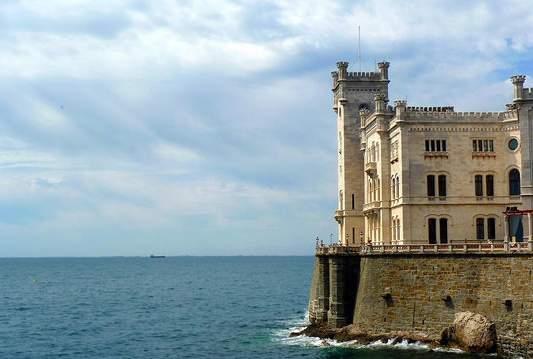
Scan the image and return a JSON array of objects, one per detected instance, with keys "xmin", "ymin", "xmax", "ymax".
[
  {"xmin": 486, "ymin": 175, "xmax": 494, "ymax": 197},
  {"xmin": 427, "ymin": 175, "xmax": 435, "ymax": 197},
  {"xmin": 396, "ymin": 176, "xmax": 400, "ymax": 199},
  {"xmin": 438, "ymin": 175, "xmax": 447, "ymax": 197},
  {"xmin": 509, "ymin": 169, "xmax": 521, "ymax": 196},
  {"xmin": 475, "ymin": 175, "xmax": 483, "ymax": 196}
]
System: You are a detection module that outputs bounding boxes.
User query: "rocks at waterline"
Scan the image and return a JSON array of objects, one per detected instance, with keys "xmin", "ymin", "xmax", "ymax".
[{"xmin": 441, "ymin": 312, "xmax": 497, "ymax": 353}]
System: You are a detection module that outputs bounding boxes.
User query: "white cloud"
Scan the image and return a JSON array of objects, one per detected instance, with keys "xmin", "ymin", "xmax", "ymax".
[{"xmin": 0, "ymin": 0, "xmax": 532, "ymax": 255}]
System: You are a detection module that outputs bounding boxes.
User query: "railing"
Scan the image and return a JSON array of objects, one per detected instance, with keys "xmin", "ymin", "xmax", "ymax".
[{"xmin": 315, "ymin": 241, "xmax": 533, "ymax": 256}]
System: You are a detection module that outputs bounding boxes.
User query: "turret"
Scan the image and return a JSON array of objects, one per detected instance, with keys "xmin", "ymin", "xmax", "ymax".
[
  {"xmin": 394, "ymin": 100, "xmax": 407, "ymax": 118},
  {"xmin": 511, "ymin": 75, "xmax": 526, "ymax": 101},
  {"xmin": 337, "ymin": 61, "xmax": 349, "ymax": 80},
  {"xmin": 377, "ymin": 62, "xmax": 390, "ymax": 81},
  {"xmin": 374, "ymin": 94, "xmax": 387, "ymax": 113}
]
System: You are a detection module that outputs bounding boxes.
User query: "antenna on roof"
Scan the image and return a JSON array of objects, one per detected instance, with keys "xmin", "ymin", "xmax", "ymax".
[{"xmin": 358, "ymin": 25, "xmax": 361, "ymax": 72}]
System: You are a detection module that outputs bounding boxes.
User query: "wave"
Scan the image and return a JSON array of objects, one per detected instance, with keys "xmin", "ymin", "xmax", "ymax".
[{"xmin": 272, "ymin": 310, "xmax": 469, "ymax": 355}]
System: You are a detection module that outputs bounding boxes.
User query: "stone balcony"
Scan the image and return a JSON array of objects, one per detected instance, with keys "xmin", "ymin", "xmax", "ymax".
[
  {"xmin": 364, "ymin": 161, "xmax": 377, "ymax": 177},
  {"xmin": 362, "ymin": 201, "xmax": 381, "ymax": 213}
]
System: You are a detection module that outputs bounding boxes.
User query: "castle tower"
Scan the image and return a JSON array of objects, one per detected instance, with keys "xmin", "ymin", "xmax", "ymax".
[
  {"xmin": 332, "ymin": 61, "xmax": 390, "ymax": 245},
  {"xmin": 512, "ymin": 75, "xmax": 533, "ymax": 210}
]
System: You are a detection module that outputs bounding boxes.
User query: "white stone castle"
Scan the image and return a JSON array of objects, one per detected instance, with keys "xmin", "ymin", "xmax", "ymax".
[{"xmin": 333, "ymin": 61, "xmax": 533, "ymax": 246}]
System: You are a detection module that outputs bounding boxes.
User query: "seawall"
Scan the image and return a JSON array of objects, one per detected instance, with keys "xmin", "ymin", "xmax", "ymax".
[{"xmin": 308, "ymin": 251, "xmax": 533, "ymax": 357}]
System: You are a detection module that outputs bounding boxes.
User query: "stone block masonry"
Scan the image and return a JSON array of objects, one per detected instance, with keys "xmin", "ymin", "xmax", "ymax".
[{"xmin": 308, "ymin": 252, "xmax": 533, "ymax": 358}]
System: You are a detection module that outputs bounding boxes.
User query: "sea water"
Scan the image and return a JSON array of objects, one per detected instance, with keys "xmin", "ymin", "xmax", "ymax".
[{"xmin": 0, "ymin": 257, "xmax": 481, "ymax": 358}]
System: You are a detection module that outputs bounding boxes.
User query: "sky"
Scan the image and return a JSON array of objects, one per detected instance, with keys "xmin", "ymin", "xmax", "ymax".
[{"xmin": 1, "ymin": 0, "xmax": 533, "ymax": 256}]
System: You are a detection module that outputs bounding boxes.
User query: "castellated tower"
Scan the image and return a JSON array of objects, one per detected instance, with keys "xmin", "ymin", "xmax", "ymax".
[{"xmin": 332, "ymin": 61, "xmax": 390, "ymax": 245}]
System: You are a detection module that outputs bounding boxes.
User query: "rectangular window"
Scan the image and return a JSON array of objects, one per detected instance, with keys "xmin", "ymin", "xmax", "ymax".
[
  {"xmin": 475, "ymin": 175, "xmax": 483, "ymax": 196},
  {"xmin": 439, "ymin": 218, "xmax": 448, "ymax": 244},
  {"xmin": 476, "ymin": 218, "xmax": 485, "ymax": 240},
  {"xmin": 473, "ymin": 139, "xmax": 494, "ymax": 153},
  {"xmin": 352, "ymin": 227, "xmax": 355, "ymax": 244},
  {"xmin": 351, "ymin": 194, "xmax": 355, "ymax": 210},
  {"xmin": 426, "ymin": 139, "xmax": 446, "ymax": 152},
  {"xmin": 427, "ymin": 175, "xmax": 435, "ymax": 197},
  {"xmin": 487, "ymin": 218, "xmax": 496, "ymax": 240},
  {"xmin": 428, "ymin": 218, "xmax": 437, "ymax": 244},
  {"xmin": 438, "ymin": 175, "xmax": 447, "ymax": 197},
  {"xmin": 486, "ymin": 175, "xmax": 494, "ymax": 197}
]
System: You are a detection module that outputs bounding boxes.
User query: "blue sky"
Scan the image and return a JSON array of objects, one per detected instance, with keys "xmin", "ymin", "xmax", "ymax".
[{"xmin": 1, "ymin": 0, "xmax": 532, "ymax": 256}]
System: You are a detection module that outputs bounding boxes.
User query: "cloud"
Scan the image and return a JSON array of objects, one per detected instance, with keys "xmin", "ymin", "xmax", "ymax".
[{"xmin": 0, "ymin": 0, "xmax": 532, "ymax": 256}]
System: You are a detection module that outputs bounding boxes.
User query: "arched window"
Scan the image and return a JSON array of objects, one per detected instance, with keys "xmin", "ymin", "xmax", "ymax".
[
  {"xmin": 486, "ymin": 175, "xmax": 494, "ymax": 197},
  {"xmin": 487, "ymin": 218, "xmax": 496, "ymax": 240},
  {"xmin": 439, "ymin": 218, "xmax": 448, "ymax": 244},
  {"xmin": 509, "ymin": 169, "xmax": 521, "ymax": 196},
  {"xmin": 396, "ymin": 220, "xmax": 401, "ymax": 242},
  {"xmin": 428, "ymin": 218, "xmax": 437, "ymax": 244},
  {"xmin": 438, "ymin": 175, "xmax": 447, "ymax": 197},
  {"xmin": 396, "ymin": 176, "xmax": 400, "ymax": 199},
  {"xmin": 475, "ymin": 175, "xmax": 483, "ymax": 196},
  {"xmin": 392, "ymin": 177, "xmax": 396, "ymax": 199},
  {"xmin": 476, "ymin": 218, "xmax": 484, "ymax": 240},
  {"xmin": 427, "ymin": 175, "xmax": 435, "ymax": 197}
]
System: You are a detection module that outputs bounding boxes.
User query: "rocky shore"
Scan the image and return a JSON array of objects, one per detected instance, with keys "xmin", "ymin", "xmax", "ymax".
[{"xmin": 292, "ymin": 312, "xmax": 497, "ymax": 354}]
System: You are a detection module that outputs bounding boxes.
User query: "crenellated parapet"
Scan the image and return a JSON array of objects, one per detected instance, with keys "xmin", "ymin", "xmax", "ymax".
[
  {"xmin": 345, "ymin": 71, "xmax": 381, "ymax": 80},
  {"xmin": 406, "ymin": 106, "xmax": 454, "ymax": 112},
  {"xmin": 403, "ymin": 110, "xmax": 515, "ymax": 122},
  {"xmin": 331, "ymin": 61, "xmax": 389, "ymax": 89}
]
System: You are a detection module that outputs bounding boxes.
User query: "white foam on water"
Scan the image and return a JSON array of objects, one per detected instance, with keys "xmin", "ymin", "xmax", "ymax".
[{"xmin": 273, "ymin": 312, "xmax": 472, "ymax": 355}]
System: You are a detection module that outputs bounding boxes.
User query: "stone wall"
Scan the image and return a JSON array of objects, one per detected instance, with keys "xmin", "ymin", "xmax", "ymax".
[{"xmin": 309, "ymin": 253, "xmax": 533, "ymax": 357}]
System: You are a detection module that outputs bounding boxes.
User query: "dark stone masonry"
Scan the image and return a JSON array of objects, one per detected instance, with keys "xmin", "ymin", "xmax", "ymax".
[{"xmin": 307, "ymin": 252, "xmax": 533, "ymax": 357}]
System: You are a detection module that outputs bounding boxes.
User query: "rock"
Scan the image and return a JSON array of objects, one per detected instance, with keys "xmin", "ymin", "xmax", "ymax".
[{"xmin": 441, "ymin": 312, "xmax": 496, "ymax": 353}]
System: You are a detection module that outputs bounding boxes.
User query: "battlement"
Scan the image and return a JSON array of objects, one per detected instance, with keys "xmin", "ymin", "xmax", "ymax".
[
  {"xmin": 345, "ymin": 71, "xmax": 381, "ymax": 80},
  {"xmin": 332, "ymin": 60, "xmax": 389, "ymax": 86},
  {"xmin": 406, "ymin": 106, "xmax": 454, "ymax": 112},
  {"xmin": 404, "ymin": 110, "xmax": 514, "ymax": 122}
]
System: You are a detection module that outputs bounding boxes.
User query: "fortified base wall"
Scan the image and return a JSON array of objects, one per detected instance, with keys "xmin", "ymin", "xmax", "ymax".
[{"xmin": 308, "ymin": 252, "xmax": 533, "ymax": 358}]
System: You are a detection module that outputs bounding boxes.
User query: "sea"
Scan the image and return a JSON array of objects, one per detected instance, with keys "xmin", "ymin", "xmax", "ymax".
[{"xmin": 0, "ymin": 256, "xmax": 484, "ymax": 358}]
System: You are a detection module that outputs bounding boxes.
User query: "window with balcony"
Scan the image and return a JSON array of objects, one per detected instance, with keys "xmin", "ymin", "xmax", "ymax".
[
  {"xmin": 428, "ymin": 217, "xmax": 448, "ymax": 244},
  {"xmin": 476, "ymin": 217, "xmax": 497, "ymax": 240}
]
